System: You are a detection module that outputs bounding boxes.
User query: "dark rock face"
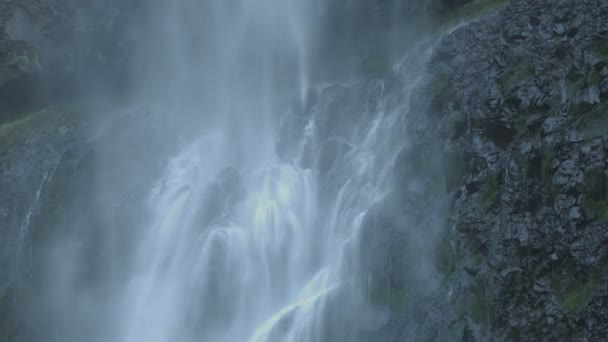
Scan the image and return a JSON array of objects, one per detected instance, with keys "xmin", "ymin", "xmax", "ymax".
[
  {"xmin": 417, "ymin": 0, "xmax": 608, "ymax": 339},
  {"xmin": 0, "ymin": 105, "xmax": 178, "ymax": 341},
  {"xmin": 0, "ymin": 0, "xmax": 135, "ymax": 122}
]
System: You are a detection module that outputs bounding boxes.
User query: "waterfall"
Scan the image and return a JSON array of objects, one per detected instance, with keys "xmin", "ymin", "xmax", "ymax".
[
  {"xmin": 18, "ymin": 1, "xmax": 444, "ymax": 341},
  {"xmin": 113, "ymin": 42, "xmax": 437, "ymax": 341}
]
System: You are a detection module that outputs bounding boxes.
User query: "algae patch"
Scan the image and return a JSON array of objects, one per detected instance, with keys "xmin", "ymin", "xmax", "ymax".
[
  {"xmin": 479, "ymin": 171, "xmax": 500, "ymax": 211},
  {"xmin": 437, "ymin": 0, "xmax": 511, "ymax": 34},
  {"xmin": 555, "ymin": 279, "xmax": 600, "ymax": 314}
]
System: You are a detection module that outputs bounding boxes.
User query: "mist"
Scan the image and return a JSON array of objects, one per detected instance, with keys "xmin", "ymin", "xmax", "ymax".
[{"xmin": 4, "ymin": 0, "xmax": 451, "ymax": 341}]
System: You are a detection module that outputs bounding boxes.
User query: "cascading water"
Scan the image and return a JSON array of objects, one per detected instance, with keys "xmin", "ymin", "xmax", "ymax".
[
  {"xmin": 115, "ymin": 50, "xmax": 437, "ymax": 342},
  {"xmin": 19, "ymin": 1, "xmax": 447, "ymax": 341}
]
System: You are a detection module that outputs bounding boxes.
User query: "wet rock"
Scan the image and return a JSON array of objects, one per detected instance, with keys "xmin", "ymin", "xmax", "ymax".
[
  {"xmin": 438, "ymin": 110, "xmax": 467, "ymax": 139},
  {"xmin": 574, "ymin": 86, "xmax": 601, "ymax": 110},
  {"xmin": 422, "ymin": 0, "xmax": 608, "ymax": 339},
  {"xmin": 357, "ymin": 203, "xmax": 411, "ymax": 311},
  {"xmin": 198, "ymin": 167, "xmax": 244, "ymax": 227},
  {"xmin": 483, "ymin": 121, "xmax": 515, "ymax": 149},
  {"xmin": 517, "ymin": 224, "xmax": 529, "ymax": 246},
  {"xmin": 553, "ymin": 159, "xmax": 584, "ymax": 193},
  {"xmin": 568, "ymin": 206, "xmax": 583, "ymax": 222},
  {"xmin": 600, "ymin": 78, "xmax": 608, "ymax": 98},
  {"xmin": 0, "ymin": 0, "xmax": 134, "ymax": 120},
  {"xmin": 553, "ymin": 23, "xmax": 566, "ymax": 36}
]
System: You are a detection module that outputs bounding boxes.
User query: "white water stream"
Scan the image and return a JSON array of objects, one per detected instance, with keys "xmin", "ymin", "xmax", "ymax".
[{"xmin": 31, "ymin": 1, "xmax": 441, "ymax": 341}]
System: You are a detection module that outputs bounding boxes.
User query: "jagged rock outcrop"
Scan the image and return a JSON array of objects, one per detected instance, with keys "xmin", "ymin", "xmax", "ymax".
[{"xmin": 415, "ymin": 0, "xmax": 608, "ymax": 339}]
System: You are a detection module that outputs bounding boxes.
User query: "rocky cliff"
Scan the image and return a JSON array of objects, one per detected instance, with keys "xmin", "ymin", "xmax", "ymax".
[
  {"xmin": 1, "ymin": 0, "xmax": 607, "ymax": 341},
  {"xmin": 303, "ymin": 0, "xmax": 608, "ymax": 339},
  {"xmin": 413, "ymin": 0, "xmax": 608, "ymax": 339},
  {"xmin": 0, "ymin": 0, "xmax": 135, "ymax": 123}
]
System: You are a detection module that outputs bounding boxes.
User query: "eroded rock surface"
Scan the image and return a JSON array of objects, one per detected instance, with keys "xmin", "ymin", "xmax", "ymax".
[{"xmin": 415, "ymin": 0, "xmax": 608, "ymax": 339}]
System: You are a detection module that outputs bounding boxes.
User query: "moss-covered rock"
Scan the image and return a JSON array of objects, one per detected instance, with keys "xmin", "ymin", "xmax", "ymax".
[
  {"xmin": 591, "ymin": 35, "xmax": 608, "ymax": 59},
  {"xmin": 435, "ymin": 230, "xmax": 457, "ymax": 277},
  {"xmin": 554, "ymin": 277, "xmax": 601, "ymax": 315},
  {"xmin": 478, "ymin": 170, "xmax": 500, "ymax": 211},
  {"xmin": 571, "ymin": 69, "xmax": 602, "ymax": 99},
  {"xmin": 468, "ymin": 276, "xmax": 495, "ymax": 328},
  {"xmin": 0, "ymin": 42, "xmax": 41, "ymax": 86},
  {"xmin": 432, "ymin": 70, "xmax": 450, "ymax": 95},
  {"xmin": 575, "ymin": 103, "xmax": 608, "ymax": 139},
  {"xmin": 435, "ymin": 0, "xmax": 511, "ymax": 34},
  {"xmin": 540, "ymin": 146, "xmax": 556, "ymax": 185},
  {"xmin": 581, "ymin": 168, "xmax": 608, "ymax": 220},
  {"xmin": 0, "ymin": 106, "xmax": 86, "ymax": 154},
  {"xmin": 443, "ymin": 147, "xmax": 466, "ymax": 192},
  {"xmin": 499, "ymin": 58, "xmax": 533, "ymax": 92},
  {"xmin": 585, "ymin": 168, "xmax": 608, "ymax": 200},
  {"xmin": 422, "ymin": 0, "xmax": 608, "ymax": 338},
  {"xmin": 571, "ymin": 75, "xmax": 587, "ymax": 96},
  {"xmin": 394, "ymin": 144, "xmax": 428, "ymax": 181},
  {"xmin": 0, "ymin": 111, "xmax": 39, "ymax": 153},
  {"xmin": 448, "ymin": 268, "xmax": 496, "ymax": 332},
  {"xmin": 439, "ymin": 110, "xmax": 468, "ymax": 139},
  {"xmin": 581, "ymin": 197, "xmax": 608, "ymax": 220},
  {"xmin": 358, "ymin": 204, "xmax": 411, "ymax": 312}
]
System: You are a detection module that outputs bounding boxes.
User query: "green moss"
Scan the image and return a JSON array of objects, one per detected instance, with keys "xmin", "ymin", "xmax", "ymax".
[
  {"xmin": 370, "ymin": 283, "xmax": 410, "ymax": 312},
  {"xmin": 591, "ymin": 200, "xmax": 608, "ymax": 219},
  {"xmin": 582, "ymin": 169, "xmax": 608, "ymax": 220},
  {"xmin": 396, "ymin": 142, "xmax": 446, "ymax": 182},
  {"xmin": 499, "ymin": 59, "xmax": 534, "ymax": 92},
  {"xmin": 443, "ymin": 148, "xmax": 465, "ymax": 192},
  {"xmin": 14, "ymin": 53, "xmax": 30, "ymax": 65},
  {"xmin": 559, "ymin": 280, "xmax": 600, "ymax": 314},
  {"xmin": 585, "ymin": 168, "xmax": 608, "ymax": 199},
  {"xmin": 436, "ymin": 234, "xmax": 457, "ymax": 277},
  {"xmin": 587, "ymin": 69, "xmax": 601, "ymax": 86},
  {"xmin": 436, "ymin": 0, "xmax": 510, "ymax": 34},
  {"xmin": 432, "ymin": 71, "xmax": 450, "ymax": 95},
  {"xmin": 591, "ymin": 36, "xmax": 608, "ymax": 58},
  {"xmin": 552, "ymin": 263, "xmax": 601, "ymax": 315},
  {"xmin": 540, "ymin": 146, "xmax": 555, "ymax": 185},
  {"xmin": 571, "ymin": 76, "xmax": 586, "ymax": 96},
  {"xmin": 512, "ymin": 150, "xmax": 532, "ymax": 196},
  {"xmin": 512, "ymin": 149, "xmax": 525, "ymax": 169},
  {"xmin": 30, "ymin": 150, "xmax": 96, "ymax": 249},
  {"xmin": 450, "ymin": 274, "xmax": 495, "ymax": 330},
  {"xmin": 570, "ymin": 69, "xmax": 602, "ymax": 98},
  {"xmin": 0, "ymin": 106, "xmax": 86, "ymax": 154},
  {"xmin": 469, "ymin": 278, "xmax": 494, "ymax": 328},
  {"xmin": 513, "ymin": 111, "xmax": 529, "ymax": 134},
  {"xmin": 479, "ymin": 171, "xmax": 499, "ymax": 211},
  {"xmin": 575, "ymin": 103, "xmax": 608, "ymax": 139},
  {"xmin": 8, "ymin": 49, "xmax": 41, "ymax": 71},
  {"xmin": 458, "ymin": 252, "xmax": 484, "ymax": 273},
  {"xmin": 365, "ymin": 256, "xmax": 411, "ymax": 312},
  {"xmin": 0, "ymin": 110, "xmax": 40, "ymax": 153}
]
